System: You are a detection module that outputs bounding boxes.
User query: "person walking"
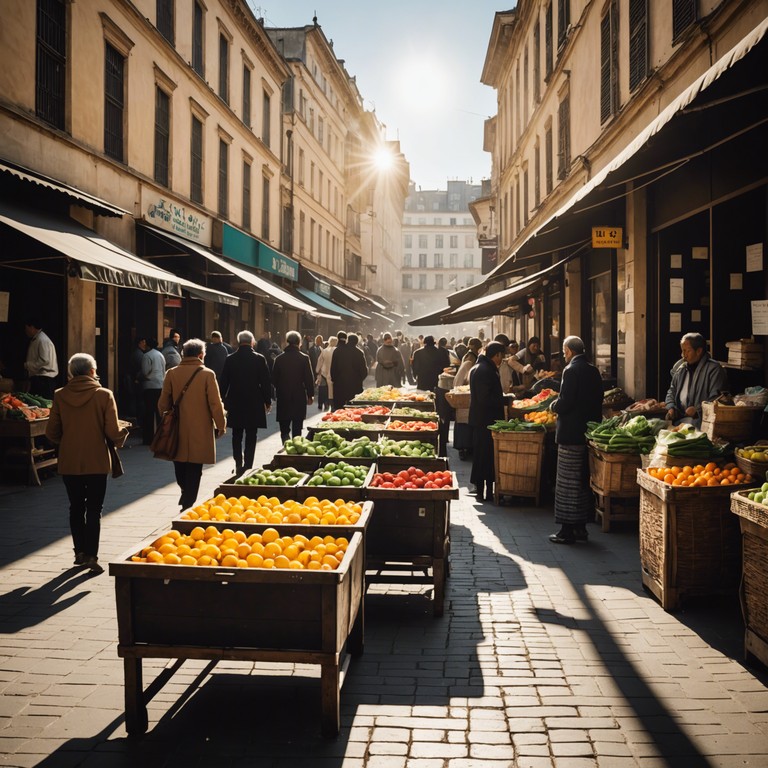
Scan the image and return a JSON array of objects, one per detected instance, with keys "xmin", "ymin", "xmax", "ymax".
[
  {"xmin": 219, "ymin": 331, "xmax": 272, "ymax": 476},
  {"xmin": 308, "ymin": 335, "xmax": 324, "ymax": 378},
  {"xmin": 157, "ymin": 339, "xmax": 226, "ymax": 510},
  {"xmin": 375, "ymin": 333, "xmax": 404, "ymax": 387},
  {"xmin": 203, "ymin": 330, "xmax": 233, "ymax": 384},
  {"xmin": 271, "ymin": 331, "xmax": 315, "ymax": 443},
  {"xmin": 45, "ymin": 353, "xmax": 130, "ymax": 574},
  {"xmin": 330, "ymin": 332, "xmax": 368, "ymax": 409},
  {"xmin": 411, "ymin": 335, "xmax": 451, "ymax": 391},
  {"xmin": 468, "ymin": 342, "xmax": 507, "ymax": 502},
  {"xmin": 140, "ymin": 338, "xmax": 165, "ymax": 445},
  {"xmin": 129, "ymin": 335, "xmax": 148, "ymax": 419},
  {"xmin": 315, "ymin": 335, "xmax": 337, "ymax": 411},
  {"xmin": 24, "ymin": 318, "xmax": 59, "ymax": 399},
  {"xmin": 400, "ymin": 337, "xmax": 416, "ymax": 385},
  {"xmin": 549, "ymin": 335, "xmax": 604, "ymax": 544},
  {"xmin": 161, "ymin": 329, "xmax": 182, "ymax": 370},
  {"xmin": 452, "ymin": 337, "xmax": 483, "ymax": 460}
]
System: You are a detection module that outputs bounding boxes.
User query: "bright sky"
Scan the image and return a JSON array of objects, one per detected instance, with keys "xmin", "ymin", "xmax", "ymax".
[{"xmin": 253, "ymin": 1, "xmax": 508, "ymax": 190}]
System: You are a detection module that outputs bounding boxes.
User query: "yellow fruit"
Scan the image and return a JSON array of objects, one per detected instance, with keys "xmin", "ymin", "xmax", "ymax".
[
  {"xmin": 163, "ymin": 553, "xmax": 182, "ymax": 565},
  {"xmin": 274, "ymin": 555, "xmax": 291, "ymax": 569},
  {"xmin": 262, "ymin": 527, "xmax": 280, "ymax": 543},
  {"xmin": 246, "ymin": 553, "xmax": 264, "ymax": 568},
  {"xmin": 221, "ymin": 554, "xmax": 239, "ymax": 567},
  {"xmin": 180, "ymin": 555, "xmax": 197, "ymax": 566},
  {"xmin": 189, "ymin": 526, "xmax": 206, "ymax": 541},
  {"xmin": 146, "ymin": 550, "xmax": 164, "ymax": 563}
]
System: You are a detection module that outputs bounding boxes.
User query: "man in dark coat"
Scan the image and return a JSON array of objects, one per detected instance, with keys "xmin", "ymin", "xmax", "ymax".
[
  {"xmin": 411, "ymin": 335, "xmax": 451, "ymax": 391},
  {"xmin": 549, "ymin": 335, "xmax": 604, "ymax": 544},
  {"xmin": 271, "ymin": 330, "xmax": 315, "ymax": 443},
  {"xmin": 204, "ymin": 330, "xmax": 233, "ymax": 385},
  {"xmin": 330, "ymin": 332, "xmax": 368, "ymax": 409},
  {"xmin": 468, "ymin": 342, "xmax": 507, "ymax": 502},
  {"xmin": 219, "ymin": 331, "xmax": 272, "ymax": 475}
]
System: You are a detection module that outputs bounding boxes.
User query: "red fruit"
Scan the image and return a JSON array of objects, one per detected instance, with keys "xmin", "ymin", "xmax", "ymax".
[
  {"xmin": 397, "ymin": 470, "xmax": 410, "ymax": 480},
  {"xmin": 382, "ymin": 481, "xmax": 395, "ymax": 488}
]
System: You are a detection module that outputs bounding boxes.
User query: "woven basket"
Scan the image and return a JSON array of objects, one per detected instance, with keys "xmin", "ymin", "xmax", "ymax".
[
  {"xmin": 637, "ymin": 468, "xmax": 742, "ymax": 611},
  {"xmin": 701, "ymin": 399, "xmax": 763, "ymax": 443},
  {"xmin": 492, "ymin": 429, "xmax": 546, "ymax": 504},
  {"xmin": 444, "ymin": 391, "xmax": 470, "ymax": 409},
  {"xmin": 735, "ymin": 454, "xmax": 768, "ymax": 478}
]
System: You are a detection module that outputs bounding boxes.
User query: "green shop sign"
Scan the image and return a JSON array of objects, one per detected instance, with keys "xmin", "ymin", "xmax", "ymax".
[{"xmin": 220, "ymin": 223, "xmax": 298, "ymax": 281}]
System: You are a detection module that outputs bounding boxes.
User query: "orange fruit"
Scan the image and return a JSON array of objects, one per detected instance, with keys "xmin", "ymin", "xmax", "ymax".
[
  {"xmin": 221, "ymin": 554, "xmax": 239, "ymax": 567},
  {"xmin": 262, "ymin": 528, "xmax": 280, "ymax": 544}
]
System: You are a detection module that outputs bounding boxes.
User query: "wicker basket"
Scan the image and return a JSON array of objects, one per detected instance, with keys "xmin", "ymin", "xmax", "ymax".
[
  {"xmin": 588, "ymin": 444, "xmax": 642, "ymax": 497},
  {"xmin": 735, "ymin": 454, "xmax": 768, "ymax": 478},
  {"xmin": 444, "ymin": 391, "xmax": 470, "ymax": 409},
  {"xmin": 637, "ymin": 468, "xmax": 742, "ymax": 611},
  {"xmin": 492, "ymin": 429, "xmax": 546, "ymax": 505},
  {"xmin": 700, "ymin": 399, "xmax": 763, "ymax": 443}
]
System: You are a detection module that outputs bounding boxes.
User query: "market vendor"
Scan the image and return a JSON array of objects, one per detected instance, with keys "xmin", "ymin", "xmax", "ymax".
[
  {"xmin": 507, "ymin": 336, "xmax": 546, "ymax": 393},
  {"xmin": 664, "ymin": 332, "xmax": 728, "ymax": 428}
]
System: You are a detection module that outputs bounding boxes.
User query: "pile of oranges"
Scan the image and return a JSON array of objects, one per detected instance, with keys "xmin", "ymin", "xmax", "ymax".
[
  {"xmin": 647, "ymin": 462, "xmax": 753, "ymax": 487},
  {"xmin": 131, "ymin": 526, "xmax": 350, "ymax": 570},
  {"xmin": 180, "ymin": 494, "xmax": 362, "ymax": 526},
  {"xmin": 524, "ymin": 411, "xmax": 556, "ymax": 425}
]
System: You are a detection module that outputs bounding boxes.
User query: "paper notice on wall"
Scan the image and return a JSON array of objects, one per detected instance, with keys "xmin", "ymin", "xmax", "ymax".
[
  {"xmin": 730, "ymin": 273, "xmax": 743, "ymax": 290},
  {"xmin": 670, "ymin": 253, "xmax": 682, "ymax": 269},
  {"xmin": 670, "ymin": 278, "xmax": 684, "ymax": 304},
  {"xmin": 0, "ymin": 292, "xmax": 8, "ymax": 323},
  {"xmin": 625, "ymin": 288, "xmax": 634, "ymax": 313},
  {"xmin": 752, "ymin": 300, "xmax": 768, "ymax": 335},
  {"xmin": 670, "ymin": 313, "xmax": 682, "ymax": 333},
  {"xmin": 746, "ymin": 243, "xmax": 763, "ymax": 273},
  {"xmin": 692, "ymin": 246, "xmax": 708, "ymax": 260},
  {"xmin": 691, "ymin": 309, "xmax": 702, "ymax": 323}
]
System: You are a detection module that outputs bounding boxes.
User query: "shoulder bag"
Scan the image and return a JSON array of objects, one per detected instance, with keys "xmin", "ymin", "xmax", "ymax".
[{"xmin": 150, "ymin": 367, "xmax": 203, "ymax": 461}]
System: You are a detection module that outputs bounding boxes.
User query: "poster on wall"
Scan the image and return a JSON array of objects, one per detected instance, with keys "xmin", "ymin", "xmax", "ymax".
[
  {"xmin": 730, "ymin": 273, "xmax": 743, "ymax": 290},
  {"xmin": 670, "ymin": 254, "xmax": 682, "ymax": 269},
  {"xmin": 752, "ymin": 300, "xmax": 768, "ymax": 335},
  {"xmin": 692, "ymin": 246, "xmax": 708, "ymax": 260},
  {"xmin": 0, "ymin": 291, "xmax": 8, "ymax": 323},
  {"xmin": 746, "ymin": 243, "xmax": 763, "ymax": 273},
  {"xmin": 670, "ymin": 313, "xmax": 682, "ymax": 333},
  {"xmin": 670, "ymin": 278, "xmax": 684, "ymax": 304}
]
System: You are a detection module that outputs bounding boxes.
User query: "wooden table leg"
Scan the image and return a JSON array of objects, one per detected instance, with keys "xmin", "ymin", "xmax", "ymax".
[
  {"xmin": 320, "ymin": 661, "xmax": 340, "ymax": 738},
  {"xmin": 123, "ymin": 657, "xmax": 148, "ymax": 735},
  {"xmin": 602, "ymin": 496, "xmax": 611, "ymax": 532},
  {"xmin": 433, "ymin": 559, "xmax": 445, "ymax": 617}
]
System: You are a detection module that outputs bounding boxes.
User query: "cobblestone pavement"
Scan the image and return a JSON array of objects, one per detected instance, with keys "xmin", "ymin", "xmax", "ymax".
[{"xmin": 2, "ymin": 394, "xmax": 768, "ymax": 767}]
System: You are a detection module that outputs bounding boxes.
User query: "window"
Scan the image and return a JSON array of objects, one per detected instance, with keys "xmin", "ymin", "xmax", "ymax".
[
  {"xmin": 418, "ymin": 253, "xmax": 427, "ymax": 268},
  {"xmin": 318, "ymin": 116, "xmax": 324, "ymax": 145},
  {"xmin": 419, "ymin": 274, "xmax": 427, "ymax": 290},
  {"xmin": 262, "ymin": 90, "xmax": 271, "ymax": 147},
  {"xmin": 534, "ymin": 141, "xmax": 541, "ymax": 207},
  {"xmin": 402, "ymin": 274, "xmax": 413, "ymax": 289},
  {"xmin": 450, "ymin": 217, "xmax": 457, "ymax": 225},
  {"xmin": 104, "ymin": 43, "xmax": 125, "ymax": 162},
  {"xmin": 36, "ymin": 0, "xmax": 67, "ymax": 130},
  {"xmin": 466, "ymin": 274, "xmax": 474, "ymax": 287},
  {"xmin": 523, "ymin": 167, "xmax": 529, "ymax": 225},
  {"xmin": 435, "ymin": 274, "xmax": 444, "ymax": 290},
  {"xmin": 434, "ymin": 253, "xmax": 443, "ymax": 268},
  {"xmin": 218, "ymin": 138, "xmax": 228, "ymax": 218},
  {"xmin": 557, "ymin": 93, "xmax": 570, "ymax": 180},
  {"xmin": 433, "ymin": 217, "xmax": 442, "ymax": 225},
  {"xmin": 464, "ymin": 253, "xmax": 474, "ymax": 268},
  {"xmin": 533, "ymin": 17, "xmax": 541, "ymax": 102},
  {"xmin": 404, "ymin": 234, "xmax": 412, "ymax": 248},
  {"xmin": 318, "ymin": 171, "xmax": 324, "ymax": 204},
  {"xmin": 190, "ymin": 115, "xmax": 203, "ymax": 203},
  {"xmin": 629, "ymin": 0, "xmax": 649, "ymax": 92},
  {"xmin": 242, "ymin": 161, "xmax": 251, "ymax": 230},
  {"xmin": 156, "ymin": 0, "xmax": 174, "ymax": 45},
  {"xmin": 192, "ymin": 1, "xmax": 204, "ymax": 76},
  {"xmin": 261, "ymin": 173, "xmax": 270, "ymax": 241},
  {"xmin": 218, "ymin": 34, "xmax": 229, "ymax": 103},
  {"xmin": 449, "ymin": 253, "xmax": 458, "ymax": 268},
  {"xmin": 403, "ymin": 254, "xmax": 412, "ymax": 267},
  {"xmin": 591, "ymin": 271, "xmax": 613, "ymax": 377},
  {"xmin": 464, "ymin": 235, "xmax": 474, "ymax": 248},
  {"xmin": 418, "ymin": 234, "xmax": 428, "ymax": 249},
  {"xmin": 557, "ymin": 0, "xmax": 570, "ymax": 50},
  {"xmin": 450, "ymin": 235, "xmax": 458, "ymax": 248},
  {"xmin": 298, "ymin": 148, "xmax": 305, "ymax": 186},
  {"xmin": 310, "ymin": 162, "xmax": 315, "ymax": 196},
  {"xmin": 672, "ymin": 0, "xmax": 697, "ymax": 42},
  {"xmin": 545, "ymin": 2, "xmax": 553, "ymax": 79},
  {"xmin": 242, "ymin": 65, "xmax": 251, "ymax": 127},
  {"xmin": 523, "ymin": 45, "xmax": 529, "ymax": 126},
  {"xmin": 515, "ymin": 175, "xmax": 520, "ymax": 233},
  {"xmin": 545, "ymin": 123, "xmax": 553, "ymax": 194},
  {"xmin": 154, "ymin": 88, "xmax": 170, "ymax": 186},
  {"xmin": 435, "ymin": 234, "xmax": 443, "ymax": 248},
  {"xmin": 600, "ymin": 1, "xmax": 619, "ymax": 124},
  {"xmin": 299, "ymin": 211, "xmax": 306, "ymax": 256}
]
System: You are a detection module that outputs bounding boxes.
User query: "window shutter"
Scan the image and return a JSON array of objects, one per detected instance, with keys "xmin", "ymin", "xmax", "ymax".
[
  {"xmin": 672, "ymin": 0, "xmax": 697, "ymax": 42},
  {"xmin": 629, "ymin": 0, "xmax": 648, "ymax": 92}
]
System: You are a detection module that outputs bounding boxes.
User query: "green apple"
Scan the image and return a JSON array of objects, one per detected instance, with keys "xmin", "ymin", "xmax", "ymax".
[{"xmin": 756, "ymin": 493, "xmax": 765, "ymax": 504}]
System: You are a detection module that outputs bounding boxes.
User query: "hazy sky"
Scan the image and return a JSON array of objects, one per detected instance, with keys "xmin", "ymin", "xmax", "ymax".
[{"xmin": 252, "ymin": 1, "xmax": 509, "ymax": 190}]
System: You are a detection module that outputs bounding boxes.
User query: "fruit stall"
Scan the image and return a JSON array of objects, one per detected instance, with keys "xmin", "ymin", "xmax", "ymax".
[
  {"xmin": 489, "ymin": 419, "xmax": 548, "ymax": 506},
  {"xmin": 730, "ymin": 482, "xmax": 768, "ymax": 667},
  {"xmin": 0, "ymin": 392, "xmax": 56, "ymax": 485},
  {"xmin": 110, "ymin": 522, "xmax": 365, "ymax": 737},
  {"xmin": 637, "ymin": 462, "xmax": 753, "ymax": 611}
]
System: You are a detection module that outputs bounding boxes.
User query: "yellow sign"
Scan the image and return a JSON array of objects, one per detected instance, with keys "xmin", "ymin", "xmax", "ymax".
[{"xmin": 592, "ymin": 226, "xmax": 623, "ymax": 248}]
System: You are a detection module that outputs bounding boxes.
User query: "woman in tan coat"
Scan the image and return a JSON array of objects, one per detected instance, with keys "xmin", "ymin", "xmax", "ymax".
[
  {"xmin": 158, "ymin": 338, "xmax": 226, "ymax": 509},
  {"xmin": 46, "ymin": 353, "xmax": 130, "ymax": 574}
]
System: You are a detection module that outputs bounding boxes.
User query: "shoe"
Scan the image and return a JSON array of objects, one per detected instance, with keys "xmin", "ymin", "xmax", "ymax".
[
  {"xmin": 85, "ymin": 557, "xmax": 104, "ymax": 575},
  {"xmin": 573, "ymin": 526, "xmax": 589, "ymax": 542},
  {"xmin": 73, "ymin": 552, "xmax": 86, "ymax": 566},
  {"xmin": 549, "ymin": 531, "xmax": 575, "ymax": 544}
]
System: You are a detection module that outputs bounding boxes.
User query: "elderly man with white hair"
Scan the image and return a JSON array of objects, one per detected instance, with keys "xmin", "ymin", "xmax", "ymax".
[{"xmin": 549, "ymin": 335, "xmax": 604, "ymax": 544}]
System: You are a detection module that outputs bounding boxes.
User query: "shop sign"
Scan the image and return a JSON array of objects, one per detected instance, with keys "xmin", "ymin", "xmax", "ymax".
[
  {"xmin": 164, "ymin": 298, "xmax": 183, "ymax": 308},
  {"xmin": 592, "ymin": 226, "xmax": 623, "ymax": 248},
  {"xmin": 315, "ymin": 280, "xmax": 332, "ymax": 298},
  {"xmin": 142, "ymin": 190, "xmax": 211, "ymax": 246},
  {"xmin": 220, "ymin": 223, "xmax": 298, "ymax": 281}
]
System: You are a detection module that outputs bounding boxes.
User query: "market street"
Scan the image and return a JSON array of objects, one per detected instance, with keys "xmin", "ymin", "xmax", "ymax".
[{"xmin": 2, "ymin": 402, "xmax": 768, "ymax": 768}]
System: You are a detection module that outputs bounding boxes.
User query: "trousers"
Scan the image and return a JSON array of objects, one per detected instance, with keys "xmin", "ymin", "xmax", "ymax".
[
  {"xmin": 232, "ymin": 427, "xmax": 258, "ymax": 472},
  {"xmin": 63, "ymin": 474, "xmax": 108, "ymax": 558},
  {"xmin": 279, "ymin": 418, "xmax": 303, "ymax": 444},
  {"xmin": 173, "ymin": 461, "xmax": 203, "ymax": 510}
]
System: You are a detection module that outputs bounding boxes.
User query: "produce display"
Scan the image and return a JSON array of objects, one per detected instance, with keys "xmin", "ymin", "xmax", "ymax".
[
  {"xmin": 321, "ymin": 406, "xmax": 390, "ymax": 422},
  {"xmin": 312, "ymin": 420, "xmax": 382, "ymax": 431},
  {"xmin": 398, "ymin": 391, "xmax": 435, "ymax": 402},
  {"xmin": 646, "ymin": 462, "xmax": 753, "ymax": 487},
  {"xmin": 586, "ymin": 415, "xmax": 663, "ymax": 454},
  {"xmin": 352, "ymin": 386, "xmax": 405, "ymax": 402},
  {"xmin": 389, "ymin": 406, "xmax": 439, "ymax": 419},
  {"xmin": 488, "ymin": 418, "xmax": 546, "ymax": 432},
  {"xmin": 510, "ymin": 388, "xmax": 557, "ymax": 410},
  {"xmin": 378, "ymin": 438, "xmax": 437, "ymax": 457},
  {"xmin": 524, "ymin": 411, "xmax": 556, "ymax": 426},
  {"xmin": 234, "ymin": 467, "xmax": 306, "ymax": 486},
  {"xmin": 746, "ymin": 479, "xmax": 768, "ymax": 506},
  {"xmin": 282, "ymin": 432, "xmax": 380, "ymax": 457},
  {"xmin": 386, "ymin": 419, "xmax": 438, "ymax": 431},
  {"xmin": 368, "ymin": 467, "xmax": 454, "ymax": 490},
  {"xmin": 305, "ymin": 461, "xmax": 370, "ymax": 487},
  {"xmin": 1, "ymin": 392, "xmax": 52, "ymax": 420},
  {"xmin": 534, "ymin": 370, "xmax": 558, "ymax": 379},
  {"xmin": 450, "ymin": 385, "xmax": 470, "ymax": 394},
  {"xmin": 736, "ymin": 445, "xmax": 768, "ymax": 463},
  {"xmin": 180, "ymin": 494, "xmax": 363, "ymax": 525},
  {"xmin": 130, "ymin": 525, "xmax": 351, "ymax": 570},
  {"xmin": 603, "ymin": 387, "xmax": 633, "ymax": 409},
  {"xmin": 625, "ymin": 398, "xmax": 665, "ymax": 413},
  {"xmin": 655, "ymin": 426, "xmax": 725, "ymax": 459}
]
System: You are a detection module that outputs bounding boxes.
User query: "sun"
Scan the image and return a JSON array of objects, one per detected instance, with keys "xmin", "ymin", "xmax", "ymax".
[{"xmin": 372, "ymin": 146, "xmax": 395, "ymax": 172}]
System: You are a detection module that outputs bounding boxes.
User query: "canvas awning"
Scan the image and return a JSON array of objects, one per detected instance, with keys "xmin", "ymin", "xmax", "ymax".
[{"xmin": 0, "ymin": 201, "xmax": 238, "ymax": 304}]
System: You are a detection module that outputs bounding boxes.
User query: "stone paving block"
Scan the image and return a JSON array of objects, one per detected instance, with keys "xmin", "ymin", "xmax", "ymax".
[
  {"xmin": 550, "ymin": 741, "xmax": 595, "ymax": 757},
  {"xmin": 515, "ymin": 757, "xmax": 556, "ymax": 768},
  {"xmin": 411, "ymin": 729, "xmax": 446, "ymax": 741},
  {"xmin": 409, "ymin": 741, "xmax": 468, "ymax": 758},
  {"xmin": 368, "ymin": 741, "xmax": 408, "ymax": 756}
]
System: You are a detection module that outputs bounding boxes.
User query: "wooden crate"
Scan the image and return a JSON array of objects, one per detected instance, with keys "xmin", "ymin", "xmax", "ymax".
[
  {"xmin": 637, "ymin": 469, "xmax": 742, "ymax": 611},
  {"xmin": 213, "ymin": 469, "xmax": 308, "ymax": 500},
  {"xmin": 270, "ymin": 448, "xmax": 376, "ymax": 471},
  {"xmin": 380, "ymin": 426, "xmax": 439, "ymax": 447},
  {"xmin": 307, "ymin": 425, "xmax": 384, "ymax": 441},
  {"xmin": 730, "ymin": 491, "xmax": 768, "ymax": 667},
  {"xmin": 593, "ymin": 491, "xmax": 639, "ymax": 533},
  {"xmin": 700, "ymin": 399, "xmax": 763, "ymax": 443},
  {"xmin": 726, "ymin": 339, "xmax": 763, "ymax": 369},
  {"xmin": 588, "ymin": 445, "xmax": 642, "ymax": 497},
  {"xmin": 295, "ymin": 464, "xmax": 376, "ymax": 502},
  {"xmin": 491, "ymin": 429, "xmax": 546, "ymax": 506},
  {"xmin": 377, "ymin": 454, "xmax": 448, "ymax": 472},
  {"xmin": 109, "ymin": 529, "xmax": 365, "ymax": 738}
]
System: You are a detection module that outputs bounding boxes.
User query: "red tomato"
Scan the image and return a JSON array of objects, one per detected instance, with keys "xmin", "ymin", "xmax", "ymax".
[
  {"xmin": 382, "ymin": 481, "xmax": 395, "ymax": 488},
  {"xmin": 397, "ymin": 470, "xmax": 410, "ymax": 480},
  {"xmin": 413, "ymin": 477, "xmax": 425, "ymax": 488},
  {"xmin": 414, "ymin": 469, "xmax": 425, "ymax": 478},
  {"xmin": 382, "ymin": 472, "xmax": 394, "ymax": 482},
  {"xmin": 393, "ymin": 477, "xmax": 405, "ymax": 487}
]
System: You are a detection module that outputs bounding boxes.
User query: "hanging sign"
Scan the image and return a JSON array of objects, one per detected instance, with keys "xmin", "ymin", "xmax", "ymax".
[{"xmin": 592, "ymin": 226, "xmax": 623, "ymax": 248}]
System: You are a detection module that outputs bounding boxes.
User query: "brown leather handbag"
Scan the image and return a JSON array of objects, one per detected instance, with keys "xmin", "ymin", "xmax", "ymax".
[{"xmin": 150, "ymin": 367, "xmax": 203, "ymax": 461}]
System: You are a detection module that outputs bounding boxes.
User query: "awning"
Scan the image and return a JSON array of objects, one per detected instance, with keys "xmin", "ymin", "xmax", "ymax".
[
  {"xmin": 142, "ymin": 226, "xmax": 319, "ymax": 315},
  {"xmin": 0, "ymin": 158, "xmax": 129, "ymax": 217},
  {"xmin": 0, "ymin": 201, "xmax": 238, "ymax": 304},
  {"xmin": 408, "ymin": 306, "xmax": 452, "ymax": 327},
  {"xmin": 487, "ymin": 15, "xmax": 768, "ymax": 279},
  {"xmin": 332, "ymin": 284, "xmax": 363, "ymax": 302},
  {"xmin": 294, "ymin": 286, "xmax": 354, "ymax": 320},
  {"xmin": 371, "ymin": 310, "xmax": 396, "ymax": 324}
]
